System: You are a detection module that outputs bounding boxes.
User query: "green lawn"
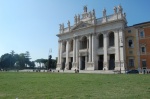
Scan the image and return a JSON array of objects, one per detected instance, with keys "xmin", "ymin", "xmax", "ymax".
[{"xmin": 0, "ymin": 72, "xmax": 149, "ymax": 99}]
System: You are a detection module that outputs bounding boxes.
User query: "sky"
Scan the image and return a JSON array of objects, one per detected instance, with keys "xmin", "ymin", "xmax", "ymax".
[{"xmin": 0, "ymin": 0, "xmax": 150, "ymax": 61}]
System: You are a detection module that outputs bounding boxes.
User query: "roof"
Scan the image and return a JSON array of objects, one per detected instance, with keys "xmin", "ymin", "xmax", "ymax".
[{"xmin": 133, "ymin": 21, "xmax": 150, "ymax": 26}]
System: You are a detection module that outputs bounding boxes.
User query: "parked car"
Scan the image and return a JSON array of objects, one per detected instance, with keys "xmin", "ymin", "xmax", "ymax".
[{"xmin": 127, "ymin": 70, "xmax": 139, "ymax": 74}]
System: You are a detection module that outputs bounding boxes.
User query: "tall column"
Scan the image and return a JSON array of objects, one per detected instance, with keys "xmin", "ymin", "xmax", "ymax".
[
  {"xmin": 76, "ymin": 37, "xmax": 79, "ymax": 69},
  {"xmin": 115, "ymin": 30, "xmax": 119, "ymax": 70},
  {"xmin": 73, "ymin": 38, "xmax": 76, "ymax": 63},
  {"xmin": 119, "ymin": 29, "xmax": 125, "ymax": 71},
  {"xmin": 88, "ymin": 34, "xmax": 92, "ymax": 62},
  {"xmin": 92, "ymin": 33, "xmax": 96, "ymax": 62},
  {"xmin": 65, "ymin": 40, "xmax": 69, "ymax": 70},
  {"xmin": 59, "ymin": 41, "xmax": 63, "ymax": 68},
  {"xmin": 103, "ymin": 33, "xmax": 108, "ymax": 70},
  {"xmin": 57, "ymin": 41, "xmax": 60, "ymax": 64}
]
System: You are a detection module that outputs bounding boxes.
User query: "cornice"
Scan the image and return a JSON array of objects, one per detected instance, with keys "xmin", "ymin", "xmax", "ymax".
[{"xmin": 96, "ymin": 18, "xmax": 126, "ymax": 27}]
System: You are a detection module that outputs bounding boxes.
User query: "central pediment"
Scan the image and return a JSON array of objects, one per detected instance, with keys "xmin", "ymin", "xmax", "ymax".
[{"xmin": 71, "ymin": 21, "xmax": 93, "ymax": 31}]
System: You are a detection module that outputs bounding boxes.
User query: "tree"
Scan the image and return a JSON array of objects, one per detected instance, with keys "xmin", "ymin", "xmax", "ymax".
[
  {"xmin": 48, "ymin": 55, "xmax": 52, "ymax": 69},
  {"xmin": 35, "ymin": 59, "xmax": 48, "ymax": 69},
  {"xmin": 25, "ymin": 51, "xmax": 31, "ymax": 67},
  {"xmin": 51, "ymin": 59, "xmax": 56, "ymax": 69},
  {"xmin": 18, "ymin": 53, "xmax": 26, "ymax": 69},
  {"xmin": 30, "ymin": 61, "xmax": 35, "ymax": 69},
  {"xmin": 0, "ymin": 57, "xmax": 1, "ymax": 69},
  {"xmin": 10, "ymin": 50, "xmax": 15, "ymax": 56},
  {"xmin": 0, "ymin": 53, "xmax": 12, "ymax": 70},
  {"xmin": 10, "ymin": 50, "xmax": 15, "ymax": 69},
  {"xmin": 14, "ymin": 61, "xmax": 20, "ymax": 70},
  {"xmin": 0, "ymin": 51, "xmax": 46, "ymax": 70}
]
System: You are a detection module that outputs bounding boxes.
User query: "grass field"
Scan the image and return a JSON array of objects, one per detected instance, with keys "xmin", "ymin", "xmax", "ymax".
[{"xmin": 0, "ymin": 72, "xmax": 150, "ymax": 99}]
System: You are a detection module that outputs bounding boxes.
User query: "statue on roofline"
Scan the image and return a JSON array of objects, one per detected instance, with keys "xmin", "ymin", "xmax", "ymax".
[
  {"xmin": 59, "ymin": 24, "xmax": 62, "ymax": 30},
  {"xmin": 114, "ymin": 6, "xmax": 117, "ymax": 14},
  {"xmin": 92, "ymin": 9, "xmax": 95, "ymax": 17},
  {"xmin": 74, "ymin": 14, "xmax": 77, "ymax": 25},
  {"xmin": 103, "ymin": 8, "xmax": 106, "ymax": 17},
  {"xmin": 67, "ymin": 20, "xmax": 70, "ymax": 30},
  {"xmin": 62, "ymin": 23, "xmax": 64, "ymax": 31},
  {"xmin": 78, "ymin": 14, "xmax": 80, "ymax": 22},
  {"xmin": 83, "ymin": 5, "xmax": 87, "ymax": 12},
  {"xmin": 118, "ymin": 5, "xmax": 123, "ymax": 13}
]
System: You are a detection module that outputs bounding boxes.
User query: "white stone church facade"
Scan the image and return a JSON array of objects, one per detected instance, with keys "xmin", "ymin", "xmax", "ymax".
[{"xmin": 56, "ymin": 5, "xmax": 127, "ymax": 71}]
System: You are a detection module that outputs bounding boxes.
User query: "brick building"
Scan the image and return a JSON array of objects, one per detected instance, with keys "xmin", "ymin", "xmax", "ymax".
[{"xmin": 133, "ymin": 22, "xmax": 150, "ymax": 73}]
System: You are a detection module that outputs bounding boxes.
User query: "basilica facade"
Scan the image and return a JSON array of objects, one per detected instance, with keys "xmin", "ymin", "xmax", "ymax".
[{"xmin": 56, "ymin": 5, "xmax": 127, "ymax": 71}]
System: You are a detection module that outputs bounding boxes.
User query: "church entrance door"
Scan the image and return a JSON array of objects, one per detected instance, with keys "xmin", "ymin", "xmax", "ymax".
[
  {"xmin": 81, "ymin": 56, "xmax": 85, "ymax": 70},
  {"xmin": 98, "ymin": 55, "xmax": 103, "ymax": 70},
  {"xmin": 62, "ymin": 58, "xmax": 66, "ymax": 70},
  {"xmin": 109, "ymin": 54, "xmax": 115, "ymax": 70},
  {"xmin": 69, "ymin": 57, "xmax": 73, "ymax": 70}
]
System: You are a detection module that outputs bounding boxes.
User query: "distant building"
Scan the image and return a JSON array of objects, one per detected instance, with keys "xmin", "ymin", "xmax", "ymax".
[
  {"xmin": 56, "ymin": 5, "xmax": 127, "ymax": 72},
  {"xmin": 133, "ymin": 22, "xmax": 150, "ymax": 73},
  {"xmin": 125, "ymin": 26, "xmax": 139, "ymax": 70}
]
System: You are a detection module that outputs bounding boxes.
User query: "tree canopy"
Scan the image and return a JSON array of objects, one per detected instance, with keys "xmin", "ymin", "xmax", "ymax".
[
  {"xmin": 0, "ymin": 51, "xmax": 56, "ymax": 71},
  {"xmin": 0, "ymin": 51, "xmax": 35, "ymax": 70}
]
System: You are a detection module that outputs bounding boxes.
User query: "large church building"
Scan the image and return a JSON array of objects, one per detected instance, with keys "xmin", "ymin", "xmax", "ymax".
[{"xmin": 56, "ymin": 5, "xmax": 127, "ymax": 72}]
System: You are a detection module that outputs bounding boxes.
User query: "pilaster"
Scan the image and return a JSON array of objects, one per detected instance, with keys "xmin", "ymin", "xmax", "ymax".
[
  {"xmin": 136, "ymin": 29, "xmax": 141, "ymax": 72},
  {"xmin": 88, "ymin": 34, "xmax": 92, "ymax": 62},
  {"xmin": 87, "ymin": 33, "xmax": 96, "ymax": 70}
]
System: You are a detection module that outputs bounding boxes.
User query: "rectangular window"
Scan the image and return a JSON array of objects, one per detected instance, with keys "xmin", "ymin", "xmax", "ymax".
[
  {"xmin": 128, "ymin": 40, "xmax": 133, "ymax": 48},
  {"xmin": 141, "ymin": 46, "xmax": 146, "ymax": 54},
  {"xmin": 128, "ymin": 30, "xmax": 131, "ymax": 33},
  {"xmin": 142, "ymin": 47, "xmax": 145, "ymax": 52},
  {"xmin": 129, "ymin": 59, "xmax": 134, "ymax": 67},
  {"xmin": 140, "ymin": 31, "xmax": 144, "ymax": 38},
  {"xmin": 129, "ymin": 51, "xmax": 133, "ymax": 54},
  {"xmin": 142, "ymin": 60, "xmax": 146, "ymax": 67}
]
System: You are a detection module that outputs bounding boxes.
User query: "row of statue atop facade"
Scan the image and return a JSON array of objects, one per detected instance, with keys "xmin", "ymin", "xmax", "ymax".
[{"xmin": 59, "ymin": 5, "xmax": 124, "ymax": 31}]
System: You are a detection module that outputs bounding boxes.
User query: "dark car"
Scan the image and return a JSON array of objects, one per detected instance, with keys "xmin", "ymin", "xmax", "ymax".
[{"xmin": 127, "ymin": 70, "xmax": 139, "ymax": 74}]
